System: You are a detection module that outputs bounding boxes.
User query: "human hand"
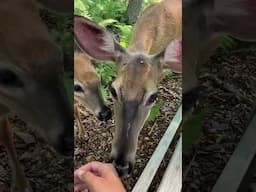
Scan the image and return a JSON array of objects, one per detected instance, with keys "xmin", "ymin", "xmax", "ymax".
[{"xmin": 74, "ymin": 161, "xmax": 126, "ymax": 192}]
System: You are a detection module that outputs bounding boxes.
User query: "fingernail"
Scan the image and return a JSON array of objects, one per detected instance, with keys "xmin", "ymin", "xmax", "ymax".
[{"xmin": 77, "ymin": 170, "xmax": 85, "ymax": 179}]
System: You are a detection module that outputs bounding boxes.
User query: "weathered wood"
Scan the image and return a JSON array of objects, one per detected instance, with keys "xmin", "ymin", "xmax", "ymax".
[
  {"xmin": 212, "ymin": 113, "xmax": 256, "ymax": 192},
  {"xmin": 132, "ymin": 106, "xmax": 182, "ymax": 192},
  {"xmin": 157, "ymin": 136, "xmax": 182, "ymax": 192}
]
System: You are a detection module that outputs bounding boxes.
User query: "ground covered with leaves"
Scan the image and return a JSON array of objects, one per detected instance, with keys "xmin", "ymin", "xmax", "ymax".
[
  {"xmin": 74, "ymin": 75, "xmax": 181, "ymax": 192},
  {"xmin": 183, "ymin": 41, "xmax": 256, "ymax": 192},
  {"xmin": 0, "ymin": 117, "xmax": 73, "ymax": 192}
]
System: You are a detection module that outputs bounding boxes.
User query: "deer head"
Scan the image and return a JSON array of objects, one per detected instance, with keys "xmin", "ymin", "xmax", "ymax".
[
  {"xmin": 183, "ymin": 0, "xmax": 256, "ymax": 113},
  {"xmin": 74, "ymin": 52, "xmax": 112, "ymax": 121},
  {"xmin": 75, "ymin": 15, "xmax": 181, "ymax": 175},
  {"xmin": 0, "ymin": 0, "xmax": 73, "ymax": 156}
]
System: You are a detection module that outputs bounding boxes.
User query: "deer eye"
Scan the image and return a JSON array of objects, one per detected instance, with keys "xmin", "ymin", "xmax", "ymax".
[
  {"xmin": 74, "ymin": 84, "xmax": 83, "ymax": 92},
  {"xmin": 109, "ymin": 85, "xmax": 117, "ymax": 99},
  {"xmin": 0, "ymin": 69, "xmax": 23, "ymax": 87},
  {"xmin": 146, "ymin": 92, "xmax": 158, "ymax": 106}
]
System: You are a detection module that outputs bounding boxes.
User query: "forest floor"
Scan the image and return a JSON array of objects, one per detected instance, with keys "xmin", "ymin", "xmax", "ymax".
[
  {"xmin": 183, "ymin": 42, "xmax": 256, "ymax": 192},
  {"xmin": 74, "ymin": 74, "xmax": 182, "ymax": 192},
  {"xmin": 0, "ymin": 116, "xmax": 73, "ymax": 192}
]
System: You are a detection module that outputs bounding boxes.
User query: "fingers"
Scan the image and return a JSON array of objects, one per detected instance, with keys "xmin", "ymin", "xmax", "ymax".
[
  {"xmin": 74, "ymin": 170, "xmax": 83, "ymax": 184},
  {"xmin": 78, "ymin": 171, "xmax": 99, "ymax": 190},
  {"xmin": 74, "ymin": 161, "xmax": 120, "ymax": 192},
  {"xmin": 74, "ymin": 170, "xmax": 98, "ymax": 192},
  {"xmin": 77, "ymin": 161, "xmax": 116, "ymax": 178},
  {"xmin": 74, "ymin": 183, "xmax": 87, "ymax": 192}
]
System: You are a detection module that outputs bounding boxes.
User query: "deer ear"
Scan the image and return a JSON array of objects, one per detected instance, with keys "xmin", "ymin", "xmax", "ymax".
[
  {"xmin": 212, "ymin": 0, "xmax": 256, "ymax": 40},
  {"xmin": 157, "ymin": 37, "xmax": 182, "ymax": 73},
  {"xmin": 38, "ymin": 0, "xmax": 73, "ymax": 13},
  {"xmin": 74, "ymin": 16, "xmax": 126, "ymax": 62}
]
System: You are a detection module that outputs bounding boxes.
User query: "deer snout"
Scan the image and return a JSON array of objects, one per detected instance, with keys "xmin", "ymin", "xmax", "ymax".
[
  {"xmin": 110, "ymin": 150, "xmax": 134, "ymax": 177},
  {"xmin": 98, "ymin": 105, "xmax": 112, "ymax": 121},
  {"xmin": 112, "ymin": 159, "xmax": 133, "ymax": 178}
]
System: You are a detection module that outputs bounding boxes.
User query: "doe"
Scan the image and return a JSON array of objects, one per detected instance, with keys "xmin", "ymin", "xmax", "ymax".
[
  {"xmin": 74, "ymin": 0, "xmax": 182, "ymax": 176},
  {"xmin": 0, "ymin": 0, "xmax": 73, "ymax": 191},
  {"xmin": 74, "ymin": 52, "xmax": 112, "ymax": 137}
]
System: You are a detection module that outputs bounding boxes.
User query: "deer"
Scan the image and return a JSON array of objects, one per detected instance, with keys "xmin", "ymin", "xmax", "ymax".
[
  {"xmin": 0, "ymin": 0, "xmax": 73, "ymax": 191},
  {"xmin": 183, "ymin": 0, "xmax": 256, "ymax": 115},
  {"xmin": 74, "ymin": 51, "xmax": 112, "ymax": 137},
  {"xmin": 74, "ymin": 0, "xmax": 182, "ymax": 176}
]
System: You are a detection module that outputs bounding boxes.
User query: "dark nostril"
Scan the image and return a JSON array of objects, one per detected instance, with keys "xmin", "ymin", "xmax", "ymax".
[
  {"xmin": 112, "ymin": 160, "xmax": 131, "ymax": 177},
  {"xmin": 98, "ymin": 106, "xmax": 112, "ymax": 121}
]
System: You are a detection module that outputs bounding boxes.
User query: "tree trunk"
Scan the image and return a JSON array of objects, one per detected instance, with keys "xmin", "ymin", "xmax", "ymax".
[{"xmin": 126, "ymin": 0, "xmax": 143, "ymax": 24}]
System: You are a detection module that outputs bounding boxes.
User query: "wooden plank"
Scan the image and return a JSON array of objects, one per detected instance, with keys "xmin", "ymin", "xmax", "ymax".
[
  {"xmin": 132, "ymin": 106, "xmax": 182, "ymax": 192},
  {"xmin": 157, "ymin": 136, "xmax": 182, "ymax": 192},
  {"xmin": 212, "ymin": 113, "xmax": 256, "ymax": 192}
]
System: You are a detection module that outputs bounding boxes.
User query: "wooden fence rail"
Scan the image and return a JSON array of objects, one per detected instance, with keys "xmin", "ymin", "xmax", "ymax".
[
  {"xmin": 132, "ymin": 105, "xmax": 182, "ymax": 192},
  {"xmin": 212, "ymin": 112, "xmax": 256, "ymax": 192}
]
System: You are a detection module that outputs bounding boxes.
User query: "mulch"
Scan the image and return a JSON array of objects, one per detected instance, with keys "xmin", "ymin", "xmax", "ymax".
[
  {"xmin": 183, "ymin": 41, "xmax": 256, "ymax": 192},
  {"xmin": 0, "ymin": 117, "xmax": 73, "ymax": 192},
  {"xmin": 74, "ymin": 74, "xmax": 182, "ymax": 192}
]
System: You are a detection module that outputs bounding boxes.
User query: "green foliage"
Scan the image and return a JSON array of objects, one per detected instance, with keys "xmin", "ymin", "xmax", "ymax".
[
  {"xmin": 48, "ymin": 15, "xmax": 73, "ymax": 59},
  {"xmin": 142, "ymin": 0, "xmax": 161, "ymax": 9},
  {"xmin": 118, "ymin": 24, "xmax": 133, "ymax": 48},
  {"xmin": 43, "ymin": 12, "xmax": 73, "ymax": 106},
  {"xmin": 96, "ymin": 61, "xmax": 117, "ymax": 101},
  {"xmin": 96, "ymin": 61, "xmax": 117, "ymax": 85},
  {"xmin": 182, "ymin": 112, "xmax": 204, "ymax": 153},
  {"xmin": 75, "ymin": 0, "xmax": 91, "ymax": 18},
  {"xmin": 100, "ymin": 86, "xmax": 109, "ymax": 102},
  {"xmin": 75, "ymin": 0, "xmax": 127, "ymax": 23},
  {"xmin": 220, "ymin": 36, "xmax": 237, "ymax": 52},
  {"xmin": 75, "ymin": 0, "xmax": 160, "ymax": 102},
  {"xmin": 147, "ymin": 99, "xmax": 164, "ymax": 122},
  {"xmin": 165, "ymin": 70, "xmax": 174, "ymax": 77},
  {"xmin": 182, "ymin": 105, "xmax": 215, "ymax": 153},
  {"xmin": 75, "ymin": 0, "xmax": 132, "ymax": 99}
]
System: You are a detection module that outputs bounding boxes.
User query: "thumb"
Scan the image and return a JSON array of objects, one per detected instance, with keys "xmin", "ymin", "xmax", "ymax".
[{"xmin": 78, "ymin": 170, "xmax": 98, "ymax": 190}]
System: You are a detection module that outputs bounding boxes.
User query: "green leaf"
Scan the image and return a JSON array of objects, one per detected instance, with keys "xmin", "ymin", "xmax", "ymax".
[
  {"xmin": 164, "ymin": 70, "xmax": 174, "ymax": 77},
  {"xmin": 182, "ymin": 111, "xmax": 205, "ymax": 153},
  {"xmin": 220, "ymin": 36, "xmax": 237, "ymax": 52},
  {"xmin": 100, "ymin": 86, "xmax": 109, "ymax": 102},
  {"xmin": 99, "ymin": 19, "xmax": 118, "ymax": 27},
  {"xmin": 147, "ymin": 99, "xmax": 163, "ymax": 122}
]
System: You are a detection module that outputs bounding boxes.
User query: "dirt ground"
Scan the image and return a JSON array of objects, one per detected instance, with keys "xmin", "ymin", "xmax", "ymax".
[
  {"xmin": 183, "ymin": 42, "xmax": 256, "ymax": 192},
  {"xmin": 74, "ymin": 74, "xmax": 182, "ymax": 192},
  {"xmin": 0, "ymin": 117, "xmax": 73, "ymax": 192}
]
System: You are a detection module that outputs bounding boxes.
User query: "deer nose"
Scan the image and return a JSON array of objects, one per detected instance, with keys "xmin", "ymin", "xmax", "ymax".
[
  {"xmin": 98, "ymin": 106, "xmax": 112, "ymax": 121},
  {"xmin": 112, "ymin": 160, "xmax": 133, "ymax": 177}
]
